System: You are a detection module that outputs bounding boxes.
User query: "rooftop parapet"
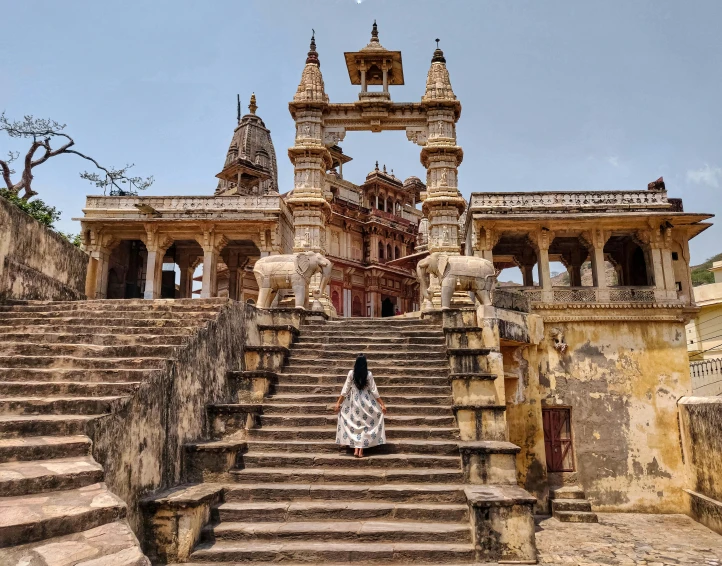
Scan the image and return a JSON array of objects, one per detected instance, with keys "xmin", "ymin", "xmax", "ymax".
[
  {"xmin": 77, "ymin": 194, "xmax": 289, "ymax": 221},
  {"xmin": 469, "ymin": 190, "xmax": 675, "ymax": 215}
]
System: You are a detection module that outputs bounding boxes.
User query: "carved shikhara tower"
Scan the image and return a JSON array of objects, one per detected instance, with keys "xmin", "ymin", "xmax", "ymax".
[{"xmin": 287, "ymin": 25, "xmax": 465, "ymax": 260}]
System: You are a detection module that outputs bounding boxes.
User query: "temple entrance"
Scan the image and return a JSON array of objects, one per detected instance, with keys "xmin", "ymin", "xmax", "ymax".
[{"xmin": 381, "ymin": 296, "xmax": 395, "ymax": 317}]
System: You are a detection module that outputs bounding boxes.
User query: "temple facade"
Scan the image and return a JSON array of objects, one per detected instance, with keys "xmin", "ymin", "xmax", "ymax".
[{"xmin": 71, "ymin": 18, "xmax": 718, "ymax": 533}]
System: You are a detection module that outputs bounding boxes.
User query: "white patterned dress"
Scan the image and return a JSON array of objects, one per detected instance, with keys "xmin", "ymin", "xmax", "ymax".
[{"xmin": 335, "ymin": 370, "xmax": 386, "ymax": 449}]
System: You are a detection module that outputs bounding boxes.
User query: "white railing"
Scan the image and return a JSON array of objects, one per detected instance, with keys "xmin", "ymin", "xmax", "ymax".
[
  {"xmin": 690, "ymin": 359, "xmax": 722, "ymax": 396},
  {"xmin": 470, "ymin": 190, "xmax": 671, "ymax": 212}
]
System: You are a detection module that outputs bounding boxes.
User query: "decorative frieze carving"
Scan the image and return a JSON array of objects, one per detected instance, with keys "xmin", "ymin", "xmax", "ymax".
[{"xmin": 470, "ymin": 190, "xmax": 670, "ymax": 212}]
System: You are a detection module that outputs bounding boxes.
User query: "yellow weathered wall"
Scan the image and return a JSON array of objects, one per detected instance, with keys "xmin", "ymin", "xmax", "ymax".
[
  {"xmin": 534, "ymin": 317, "xmax": 690, "ymax": 512},
  {"xmin": 678, "ymin": 396, "xmax": 722, "ymax": 535}
]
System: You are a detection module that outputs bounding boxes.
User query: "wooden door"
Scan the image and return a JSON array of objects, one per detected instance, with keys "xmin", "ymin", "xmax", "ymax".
[{"xmin": 542, "ymin": 408, "xmax": 574, "ymax": 472}]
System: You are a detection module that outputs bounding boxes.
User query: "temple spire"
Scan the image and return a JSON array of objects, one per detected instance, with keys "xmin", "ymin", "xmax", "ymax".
[
  {"xmin": 422, "ymin": 38, "xmax": 456, "ymax": 102},
  {"xmin": 248, "ymin": 92, "xmax": 257, "ymax": 115},
  {"xmin": 431, "ymin": 38, "xmax": 446, "ymax": 63},
  {"xmin": 370, "ymin": 20, "xmax": 379, "ymax": 45},
  {"xmin": 306, "ymin": 29, "xmax": 320, "ymax": 66}
]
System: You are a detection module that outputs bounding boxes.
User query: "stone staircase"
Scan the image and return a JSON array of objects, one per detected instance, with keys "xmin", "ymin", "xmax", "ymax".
[
  {"xmin": 188, "ymin": 317, "xmax": 477, "ymax": 564},
  {"xmin": 0, "ymin": 298, "xmax": 228, "ymax": 564},
  {"xmin": 550, "ymin": 486, "xmax": 599, "ymax": 523}
]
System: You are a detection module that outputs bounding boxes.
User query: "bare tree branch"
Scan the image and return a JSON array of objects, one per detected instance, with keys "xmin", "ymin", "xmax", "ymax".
[{"xmin": 0, "ymin": 112, "xmax": 153, "ymax": 200}]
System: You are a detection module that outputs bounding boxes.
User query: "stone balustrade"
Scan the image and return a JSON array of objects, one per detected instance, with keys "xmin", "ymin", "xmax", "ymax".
[
  {"xmin": 520, "ymin": 286, "xmax": 659, "ymax": 304},
  {"xmin": 83, "ymin": 194, "xmax": 287, "ymax": 218},
  {"xmin": 470, "ymin": 190, "xmax": 671, "ymax": 213}
]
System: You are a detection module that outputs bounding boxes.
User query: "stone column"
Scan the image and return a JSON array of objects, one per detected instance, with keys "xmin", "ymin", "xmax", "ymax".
[
  {"xmin": 86, "ymin": 247, "xmax": 111, "ymax": 299},
  {"xmin": 287, "ymin": 34, "xmax": 336, "ymax": 316},
  {"xmin": 521, "ymin": 263, "xmax": 535, "ymax": 287},
  {"xmin": 143, "ymin": 246, "xmax": 164, "ymax": 300},
  {"xmin": 586, "ymin": 228, "xmax": 610, "ymax": 302},
  {"xmin": 474, "ymin": 225, "xmax": 498, "ymax": 263},
  {"xmin": 533, "ymin": 229, "xmax": 554, "ymax": 303},
  {"xmin": 196, "ymin": 228, "xmax": 227, "ymax": 300}
]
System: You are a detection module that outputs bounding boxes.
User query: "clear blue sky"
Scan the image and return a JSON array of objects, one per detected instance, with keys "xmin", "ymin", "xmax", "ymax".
[{"xmin": 2, "ymin": 0, "xmax": 721, "ymax": 265}]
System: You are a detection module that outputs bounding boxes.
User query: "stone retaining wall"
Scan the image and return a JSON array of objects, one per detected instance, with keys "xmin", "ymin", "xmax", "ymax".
[
  {"xmin": 89, "ymin": 301, "xmax": 253, "ymax": 536},
  {"xmin": 678, "ymin": 396, "xmax": 722, "ymax": 535},
  {"xmin": 0, "ymin": 197, "xmax": 88, "ymax": 302}
]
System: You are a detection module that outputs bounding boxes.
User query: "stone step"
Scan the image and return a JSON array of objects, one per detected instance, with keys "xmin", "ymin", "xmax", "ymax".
[
  {"xmin": 0, "ymin": 396, "xmax": 128, "ymax": 415},
  {"xmin": 553, "ymin": 510, "xmax": 599, "ymax": 523},
  {"xmin": 273, "ymin": 384, "xmax": 451, "ymax": 396},
  {"xmin": 282, "ymin": 365, "xmax": 448, "ymax": 377},
  {"xmin": 241, "ymin": 452, "xmax": 461, "ymax": 470},
  {"xmin": 214, "ymin": 500, "xmax": 469, "ymax": 523},
  {"xmin": 0, "ymin": 324, "xmax": 196, "ymax": 336},
  {"xmin": 261, "ymin": 403, "xmax": 451, "ymax": 417},
  {"xmin": 0, "ymin": 342, "xmax": 179, "ymax": 359},
  {"xmin": 0, "ymin": 310, "xmax": 218, "ymax": 321},
  {"xmin": 0, "ymin": 355, "xmax": 168, "ymax": 370},
  {"xmin": 0, "ymin": 455, "xmax": 104, "ymax": 497},
  {"xmin": 202, "ymin": 519, "xmax": 472, "ymax": 544},
  {"xmin": 247, "ymin": 426, "xmax": 460, "ymax": 442},
  {"xmin": 300, "ymin": 330, "xmax": 444, "ymax": 338},
  {"xmin": 0, "ymin": 298, "xmax": 227, "ymax": 312},
  {"xmin": 223, "ymin": 482, "xmax": 468, "ymax": 504},
  {"xmin": 0, "ymin": 331, "xmax": 189, "ymax": 346},
  {"xmin": 0, "ymin": 482, "xmax": 126, "ymax": 548},
  {"xmin": 0, "ymin": 368, "xmax": 158, "ymax": 383},
  {"xmin": 231, "ymin": 467, "xmax": 464, "ymax": 484},
  {"xmin": 0, "ymin": 317, "xmax": 200, "ymax": 329},
  {"xmin": 0, "ymin": 435, "xmax": 91, "ymax": 462},
  {"xmin": 287, "ymin": 352, "xmax": 447, "ymax": 362},
  {"xmin": 190, "ymin": 540, "xmax": 474, "ymax": 563},
  {"xmin": 551, "ymin": 498, "xmax": 593, "ymax": 513},
  {"xmin": 0, "ymin": 381, "xmax": 142, "ymax": 397},
  {"xmin": 275, "ymin": 374, "xmax": 450, "ymax": 386},
  {"xmin": 550, "ymin": 486, "xmax": 586, "ymax": 500},
  {"xmin": 0, "ymin": 519, "xmax": 148, "ymax": 566},
  {"xmin": 258, "ymin": 414, "xmax": 456, "ymax": 428},
  {"xmin": 0, "ymin": 414, "xmax": 100, "ymax": 438},
  {"xmin": 268, "ymin": 393, "xmax": 452, "ymax": 407},
  {"xmin": 245, "ymin": 439, "xmax": 460, "ymax": 456},
  {"xmin": 293, "ymin": 342, "xmax": 446, "ymax": 353},
  {"xmin": 296, "ymin": 336, "xmax": 445, "ymax": 345}
]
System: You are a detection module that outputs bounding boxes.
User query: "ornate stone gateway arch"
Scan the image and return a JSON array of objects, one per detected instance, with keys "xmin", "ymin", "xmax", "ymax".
[{"xmin": 287, "ymin": 24, "xmax": 466, "ymax": 309}]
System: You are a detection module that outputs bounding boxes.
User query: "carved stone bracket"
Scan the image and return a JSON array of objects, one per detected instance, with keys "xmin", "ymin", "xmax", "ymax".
[
  {"xmin": 405, "ymin": 126, "xmax": 428, "ymax": 146},
  {"xmin": 322, "ymin": 127, "xmax": 346, "ymax": 147}
]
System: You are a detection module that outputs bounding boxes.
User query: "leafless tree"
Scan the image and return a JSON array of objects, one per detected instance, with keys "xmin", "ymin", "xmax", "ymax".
[{"xmin": 0, "ymin": 113, "xmax": 153, "ymax": 200}]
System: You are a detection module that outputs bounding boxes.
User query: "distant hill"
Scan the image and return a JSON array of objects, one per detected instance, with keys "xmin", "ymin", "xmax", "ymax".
[{"xmin": 691, "ymin": 252, "xmax": 722, "ymax": 286}]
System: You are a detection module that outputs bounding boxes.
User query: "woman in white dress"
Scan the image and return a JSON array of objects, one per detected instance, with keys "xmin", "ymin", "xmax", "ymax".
[{"xmin": 334, "ymin": 354, "xmax": 387, "ymax": 458}]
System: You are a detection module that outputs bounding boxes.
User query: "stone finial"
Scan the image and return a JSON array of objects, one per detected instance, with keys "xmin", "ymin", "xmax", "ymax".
[
  {"xmin": 375, "ymin": 160, "xmax": 379, "ymax": 171},
  {"xmin": 248, "ymin": 93, "xmax": 257, "ymax": 115},
  {"xmin": 383, "ymin": 164, "xmax": 387, "ymax": 173},
  {"xmin": 237, "ymin": 94, "xmax": 241, "ymax": 123},
  {"xmin": 371, "ymin": 20, "xmax": 379, "ymax": 43},
  {"xmin": 422, "ymin": 39, "xmax": 456, "ymax": 102},
  {"xmin": 306, "ymin": 30, "xmax": 320, "ymax": 66},
  {"xmin": 294, "ymin": 30, "xmax": 329, "ymax": 103}
]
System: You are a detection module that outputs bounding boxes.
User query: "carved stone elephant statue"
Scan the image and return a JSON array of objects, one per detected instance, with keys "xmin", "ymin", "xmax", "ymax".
[
  {"xmin": 416, "ymin": 252, "xmax": 499, "ymax": 309},
  {"xmin": 253, "ymin": 251, "xmax": 333, "ymax": 309}
]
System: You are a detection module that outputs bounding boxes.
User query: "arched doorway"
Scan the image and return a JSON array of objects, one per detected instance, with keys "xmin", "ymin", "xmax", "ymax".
[
  {"xmin": 352, "ymin": 295, "xmax": 363, "ymax": 317},
  {"xmin": 381, "ymin": 297, "xmax": 395, "ymax": 317},
  {"xmin": 331, "ymin": 290, "xmax": 341, "ymax": 315}
]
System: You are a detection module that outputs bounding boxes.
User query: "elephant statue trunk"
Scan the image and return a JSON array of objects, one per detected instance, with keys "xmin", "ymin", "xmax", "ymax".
[{"xmin": 416, "ymin": 260, "xmax": 432, "ymax": 301}]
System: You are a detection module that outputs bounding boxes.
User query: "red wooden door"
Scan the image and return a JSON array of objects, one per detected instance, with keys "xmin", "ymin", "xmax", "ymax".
[{"xmin": 542, "ymin": 408, "xmax": 574, "ymax": 472}]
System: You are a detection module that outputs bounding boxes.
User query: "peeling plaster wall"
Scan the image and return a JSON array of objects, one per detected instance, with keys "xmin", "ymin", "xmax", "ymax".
[
  {"xmin": 536, "ymin": 318, "xmax": 690, "ymax": 512},
  {"xmin": 0, "ymin": 197, "xmax": 88, "ymax": 302},
  {"xmin": 88, "ymin": 302, "xmax": 253, "ymax": 537},
  {"xmin": 678, "ymin": 397, "xmax": 722, "ymax": 535},
  {"xmin": 504, "ymin": 344, "xmax": 549, "ymax": 511}
]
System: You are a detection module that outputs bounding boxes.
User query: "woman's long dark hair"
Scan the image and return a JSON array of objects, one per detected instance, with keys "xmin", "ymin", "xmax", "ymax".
[{"xmin": 353, "ymin": 354, "xmax": 368, "ymax": 390}]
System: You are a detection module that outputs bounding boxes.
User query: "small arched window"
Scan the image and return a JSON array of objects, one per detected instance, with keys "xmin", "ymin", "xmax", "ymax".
[
  {"xmin": 395, "ymin": 246, "xmax": 400, "ymax": 260},
  {"xmin": 378, "ymin": 242, "xmax": 384, "ymax": 260},
  {"xmin": 387, "ymin": 244, "xmax": 392, "ymax": 260}
]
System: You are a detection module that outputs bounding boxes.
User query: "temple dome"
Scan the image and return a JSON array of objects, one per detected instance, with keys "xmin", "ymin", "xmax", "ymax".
[
  {"xmin": 216, "ymin": 94, "xmax": 279, "ymax": 196},
  {"xmin": 403, "ymin": 176, "xmax": 422, "ymax": 186}
]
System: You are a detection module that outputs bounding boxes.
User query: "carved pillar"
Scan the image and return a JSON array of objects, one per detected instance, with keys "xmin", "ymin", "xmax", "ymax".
[
  {"xmin": 474, "ymin": 225, "xmax": 498, "ymax": 263},
  {"xmin": 287, "ymin": 34, "xmax": 336, "ymax": 316},
  {"xmin": 569, "ymin": 246, "xmax": 585, "ymax": 287},
  {"xmin": 522, "ymin": 263, "xmax": 535, "ymax": 287},
  {"xmin": 641, "ymin": 225, "xmax": 677, "ymax": 301},
  {"xmin": 585, "ymin": 228, "xmax": 610, "ymax": 302},
  {"xmin": 143, "ymin": 227, "xmax": 172, "ymax": 300},
  {"xmin": 177, "ymin": 251, "xmax": 192, "ymax": 299},
  {"xmin": 419, "ymin": 44, "xmax": 465, "ymax": 259},
  {"xmin": 82, "ymin": 228, "xmax": 116, "ymax": 300},
  {"xmin": 196, "ymin": 228, "xmax": 227, "ymax": 300},
  {"xmin": 533, "ymin": 229, "xmax": 554, "ymax": 302}
]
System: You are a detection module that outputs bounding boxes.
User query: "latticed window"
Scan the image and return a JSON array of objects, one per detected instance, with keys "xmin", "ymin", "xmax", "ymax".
[{"xmin": 542, "ymin": 407, "xmax": 575, "ymax": 472}]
